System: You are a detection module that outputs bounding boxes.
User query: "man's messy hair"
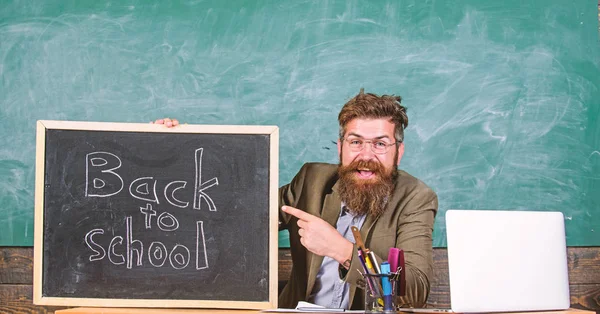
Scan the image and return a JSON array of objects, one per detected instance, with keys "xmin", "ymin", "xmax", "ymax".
[{"xmin": 338, "ymin": 88, "xmax": 408, "ymax": 142}]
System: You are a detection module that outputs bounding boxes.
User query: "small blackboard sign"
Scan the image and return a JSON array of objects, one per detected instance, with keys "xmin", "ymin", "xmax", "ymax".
[{"xmin": 33, "ymin": 120, "xmax": 279, "ymax": 309}]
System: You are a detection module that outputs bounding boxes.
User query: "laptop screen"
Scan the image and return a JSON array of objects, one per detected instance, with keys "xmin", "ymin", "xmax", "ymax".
[{"xmin": 445, "ymin": 210, "xmax": 570, "ymax": 313}]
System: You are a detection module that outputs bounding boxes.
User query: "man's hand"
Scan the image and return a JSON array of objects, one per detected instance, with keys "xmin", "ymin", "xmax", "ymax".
[
  {"xmin": 151, "ymin": 118, "xmax": 179, "ymax": 128},
  {"xmin": 282, "ymin": 206, "xmax": 353, "ymax": 265}
]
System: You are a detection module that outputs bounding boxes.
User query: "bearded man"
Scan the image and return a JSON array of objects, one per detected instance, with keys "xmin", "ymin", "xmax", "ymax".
[
  {"xmin": 152, "ymin": 89, "xmax": 437, "ymax": 310},
  {"xmin": 278, "ymin": 89, "xmax": 438, "ymax": 310}
]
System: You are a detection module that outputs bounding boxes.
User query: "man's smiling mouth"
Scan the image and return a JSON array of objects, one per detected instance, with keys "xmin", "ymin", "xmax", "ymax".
[{"xmin": 357, "ymin": 168, "xmax": 375, "ymax": 179}]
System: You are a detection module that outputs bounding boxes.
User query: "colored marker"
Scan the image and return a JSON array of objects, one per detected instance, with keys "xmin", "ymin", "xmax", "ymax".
[
  {"xmin": 388, "ymin": 247, "xmax": 401, "ymax": 273},
  {"xmin": 358, "ymin": 250, "xmax": 380, "ymax": 298},
  {"xmin": 363, "ymin": 250, "xmax": 376, "ymax": 273},
  {"xmin": 380, "ymin": 261, "xmax": 393, "ymax": 311},
  {"xmin": 388, "ymin": 247, "xmax": 406, "ymax": 296},
  {"xmin": 367, "ymin": 250, "xmax": 381, "ymax": 274},
  {"xmin": 359, "ymin": 250, "xmax": 384, "ymax": 306}
]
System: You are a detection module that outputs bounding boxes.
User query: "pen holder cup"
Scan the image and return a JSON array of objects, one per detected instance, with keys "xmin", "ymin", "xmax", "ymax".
[{"xmin": 362, "ymin": 272, "xmax": 399, "ymax": 313}]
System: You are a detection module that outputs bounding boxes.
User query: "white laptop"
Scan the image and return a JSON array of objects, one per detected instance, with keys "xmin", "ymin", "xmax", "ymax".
[{"xmin": 406, "ymin": 209, "xmax": 570, "ymax": 313}]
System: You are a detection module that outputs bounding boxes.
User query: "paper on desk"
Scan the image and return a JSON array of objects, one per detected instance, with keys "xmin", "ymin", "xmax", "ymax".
[{"xmin": 261, "ymin": 301, "xmax": 363, "ymax": 313}]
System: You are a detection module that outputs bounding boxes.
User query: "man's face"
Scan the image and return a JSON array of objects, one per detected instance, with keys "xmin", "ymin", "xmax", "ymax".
[
  {"xmin": 337, "ymin": 118, "xmax": 404, "ymax": 175},
  {"xmin": 336, "ymin": 118, "xmax": 405, "ymax": 216}
]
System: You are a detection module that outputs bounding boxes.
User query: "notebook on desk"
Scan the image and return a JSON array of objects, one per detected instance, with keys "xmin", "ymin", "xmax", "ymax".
[{"xmin": 404, "ymin": 209, "xmax": 570, "ymax": 313}]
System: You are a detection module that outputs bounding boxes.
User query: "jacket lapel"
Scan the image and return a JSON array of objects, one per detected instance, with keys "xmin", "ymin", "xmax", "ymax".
[
  {"xmin": 305, "ymin": 182, "xmax": 342, "ymax": 297},
  {"xmin": 360, "ymin": 213, "xmax": 379, "ymax": 241}
]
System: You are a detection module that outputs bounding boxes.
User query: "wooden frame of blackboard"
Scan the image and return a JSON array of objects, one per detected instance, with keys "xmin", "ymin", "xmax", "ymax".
[{"xmin": 33, "ymin": 120, "xmax": 279, "ymax": 310}]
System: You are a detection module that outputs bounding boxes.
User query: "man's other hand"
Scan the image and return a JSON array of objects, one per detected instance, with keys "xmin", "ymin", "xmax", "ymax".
[{"xmin": 151, "ymin": 118, "xmax": 179, "ymax": 128}]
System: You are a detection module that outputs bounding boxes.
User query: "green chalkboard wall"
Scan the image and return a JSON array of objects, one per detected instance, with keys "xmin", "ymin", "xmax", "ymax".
[{"xmin": 1, "ymin": 0, "xmax": 599, "ymax": 247}]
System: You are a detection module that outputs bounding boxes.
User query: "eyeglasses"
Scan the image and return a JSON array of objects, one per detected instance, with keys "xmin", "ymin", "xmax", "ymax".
[{"xmin": 342, "ymin": 137, "xmax": 399, "ymax": 154}]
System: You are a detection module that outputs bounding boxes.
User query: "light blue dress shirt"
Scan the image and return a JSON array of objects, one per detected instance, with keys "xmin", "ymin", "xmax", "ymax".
[{"xmin": 308, "ymin": 205, "xmax": 366, "ymax": 309}]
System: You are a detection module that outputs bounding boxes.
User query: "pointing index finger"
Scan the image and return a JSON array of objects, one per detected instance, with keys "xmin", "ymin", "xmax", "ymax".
[{"xmin": 282, "ymin": 206, "xmax": 313, "ymax": 222}]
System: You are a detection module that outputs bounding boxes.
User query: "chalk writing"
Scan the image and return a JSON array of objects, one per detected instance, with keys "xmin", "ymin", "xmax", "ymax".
[
  {"xmin": 85, "ymin": 148, "xmax": 218, "ymax": 209},
  {"xmin": 83, "ymin": 147, "xmax": 216, "ymax": 270}
]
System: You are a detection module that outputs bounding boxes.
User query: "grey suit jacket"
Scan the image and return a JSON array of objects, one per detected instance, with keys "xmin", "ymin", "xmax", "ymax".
[{"xmin": 278, "ymin": 162, "xmax": 438, "ymax": 309}]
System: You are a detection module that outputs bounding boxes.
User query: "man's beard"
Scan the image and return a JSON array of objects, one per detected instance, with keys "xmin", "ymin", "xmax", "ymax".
[{"xmin": 337, "ymin": 159, "xmax": 397, "ymax": 217}]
